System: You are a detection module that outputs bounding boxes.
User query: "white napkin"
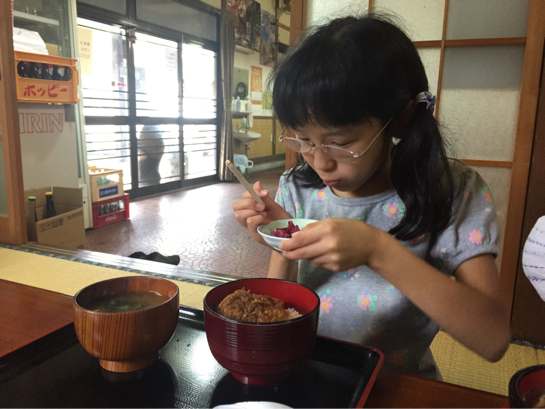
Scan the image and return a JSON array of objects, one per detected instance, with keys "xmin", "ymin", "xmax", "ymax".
[{"xmin": 522, "ymin": 216, "xmax": 545, "ymax": 301}]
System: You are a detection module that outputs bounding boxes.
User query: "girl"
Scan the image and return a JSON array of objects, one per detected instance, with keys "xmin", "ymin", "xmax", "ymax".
[{"xmin": 232, "ymin": 14, "xmax": 510, "ymax": 379}]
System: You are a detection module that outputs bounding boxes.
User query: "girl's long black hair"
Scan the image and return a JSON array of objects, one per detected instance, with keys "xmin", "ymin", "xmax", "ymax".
[{"xmin": 270, "ymin": 14, "xmax": 454, "ymax": 241}]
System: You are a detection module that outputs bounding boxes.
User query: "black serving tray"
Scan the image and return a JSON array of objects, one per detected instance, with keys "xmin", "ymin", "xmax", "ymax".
[{"xmin": 0, "ymin": 307, "xmax": 383, "ymax": 408}]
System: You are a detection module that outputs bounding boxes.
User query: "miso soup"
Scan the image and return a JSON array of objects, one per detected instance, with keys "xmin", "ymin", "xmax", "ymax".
[{"xmin": 87, "ymin": 291, "xmax": 170, "ymax": 313}]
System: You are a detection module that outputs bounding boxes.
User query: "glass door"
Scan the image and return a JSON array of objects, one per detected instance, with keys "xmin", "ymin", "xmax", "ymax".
[
  {"xmin": 133, "ymin": 33, "xmax": 181, "ymax": 190},
  {"xmin": 79, "ymin": 18, "xmax": 220, "ymax": 199}
]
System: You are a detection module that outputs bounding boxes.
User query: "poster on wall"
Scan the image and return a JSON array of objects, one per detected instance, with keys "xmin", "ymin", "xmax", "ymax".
[
  {"xmin": 260, "ymin": 10, "xmax": 277, "ymax": 68},
  {"xmin": 227, "ymin": 0, "xmax": 247, "ymax": 47},
  {"xmin": 246, "ymin": 1, "xmax": 261, "ymax": 51},
  {"xmin": 250, "ymin": 66, "xmax": 263, "ymax": 105}
]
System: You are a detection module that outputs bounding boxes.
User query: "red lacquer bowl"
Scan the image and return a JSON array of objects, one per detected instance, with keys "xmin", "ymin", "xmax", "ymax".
[
  {"xmin": 203, "ymin": 278, "xmax": 320, "ymax": 386},
  {"xmin": 509, "ymin": 365, "xmax": 545, "ymax": 408}
]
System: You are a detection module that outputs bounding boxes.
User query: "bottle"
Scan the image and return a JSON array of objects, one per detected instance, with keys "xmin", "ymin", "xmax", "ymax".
[
  {"xmin": 52, "ymin": 65, "xmax": 62, "ymax": 80},
  {"xmin": 41, "ymin": 63, "xmax": 52, "ymax": 80},
  {"xmin": 236, "ymin": 96, "xmax": 241, "ymax": 112},
  {"xmin": 28, "ymin": 196, "xmax": 38, "ymax": 222},
  {"xmin": 17, "ymin": 61, "xmax": 29, "ymax": 77},
  {"xmin": 246, "ymin": 98, "xmax": 252, "ymax": 112},
  {"xmin": 45, "ymin": 192, "xmax": 57, "ymax": 219},
  {"xmin": 28, "ymin": 62, "xmax": 40, "ymax": 79},
  {"xmin": 62, "ymin": 66, "xmax": 72, "ymax": 81},
  {"xmin": 241, "ymin": 117, "xmax": 247, "ymax": 128}
]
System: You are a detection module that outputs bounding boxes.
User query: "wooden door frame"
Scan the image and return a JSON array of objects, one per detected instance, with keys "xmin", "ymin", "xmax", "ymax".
[
  {"xmin": 0, "ymin": 0, "xmax": 27, "ymax": 245},
  {"xmin": 510, "ymin": 44, "xmax": 545, "ymax": 343},
  {"xmin": 499, "ymin": 0, "xmax": 545, "ymax": 314}
]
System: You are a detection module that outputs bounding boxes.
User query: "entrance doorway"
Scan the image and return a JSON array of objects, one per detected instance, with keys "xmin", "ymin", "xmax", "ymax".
[{"xmin": 78, "ymin": 17, "xmax": 219, "ymax": 199}]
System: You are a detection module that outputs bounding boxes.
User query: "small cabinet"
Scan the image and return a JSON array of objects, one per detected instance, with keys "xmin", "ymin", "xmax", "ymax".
[{"xmin": 12, "ymin": 0, "xmax": 71, "ymax": 57}]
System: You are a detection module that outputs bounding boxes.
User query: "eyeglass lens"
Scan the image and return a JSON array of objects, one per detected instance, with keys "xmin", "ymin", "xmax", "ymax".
[{"xmin": 282, "ymin": 138, "xmax": 355, "ymax": 161}]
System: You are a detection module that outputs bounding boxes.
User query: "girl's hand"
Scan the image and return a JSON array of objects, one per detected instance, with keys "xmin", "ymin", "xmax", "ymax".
[
  {"xmin": 232, "ymin": 181, "xmax": 293, "ymax": 246},
  {"xmin": 279, "ymin": 218, "xmax": 382, "ymax": 271}
]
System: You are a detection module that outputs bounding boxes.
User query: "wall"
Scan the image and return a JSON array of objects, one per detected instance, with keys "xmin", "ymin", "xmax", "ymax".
[
  {"xmin": 18, "ymin": 103, "xmax": 79, "ymax": 190},
  {"xmin": 230, "ymin": 0, "xmax": 290, "ymax": 165},
  {"xmin": 200, "ymin": 0, "xmax": 221, "ymax": 9}
]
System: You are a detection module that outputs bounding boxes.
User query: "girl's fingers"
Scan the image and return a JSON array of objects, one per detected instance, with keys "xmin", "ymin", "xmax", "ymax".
[
  {"xmin": 281, "ymin": 237, "xmax": 324, "ymax": 261},
  {"xmin": 279, "ymin": 224, "xmax": 322, "ymax": 252},
  {"xmin": 233, "ymin": 198, "xmax": 265, "ymax": 212},
  {"xmin": 234, "ymin": 209, "xmax": 268, "ymax": 226}
]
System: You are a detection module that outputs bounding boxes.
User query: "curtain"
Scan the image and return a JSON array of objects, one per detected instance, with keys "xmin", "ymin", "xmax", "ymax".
[{"xmin": 218, "ymin": 11, "xmax": 236, "ymax": 181}]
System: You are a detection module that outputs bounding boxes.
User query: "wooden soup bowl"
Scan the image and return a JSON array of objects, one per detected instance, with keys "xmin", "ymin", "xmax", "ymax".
[
  {"xmin": 74, "ymin": 276, "xmax": 179, "ymax": 373},
  {"xmin": 204, "ymin": 278, "xmax": 320, "ymax": 386}
]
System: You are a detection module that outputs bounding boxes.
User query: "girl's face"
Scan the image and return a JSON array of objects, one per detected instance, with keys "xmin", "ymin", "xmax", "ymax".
[{"xmin": 295, "ymin": 118, "xmax": 394, "ymax": 198}]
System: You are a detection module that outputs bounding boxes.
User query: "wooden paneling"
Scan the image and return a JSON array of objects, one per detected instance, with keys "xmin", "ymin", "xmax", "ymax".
[
  {"xmin": 510, "ymin": 43, "xmax": 545, "ymax": 343},
  {"xmin": 500, "ymin": 0, "xmax": 545, "ymax": 316},
  {"xmin": 0, "ymin": 0, "xmax": 27, "ymax": 245}
]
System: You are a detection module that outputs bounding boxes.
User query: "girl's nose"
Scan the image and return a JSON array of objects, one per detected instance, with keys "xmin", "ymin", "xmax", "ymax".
[{"xmin": 312, "ymin": 147, "xmax": 336, "ymax": 171}]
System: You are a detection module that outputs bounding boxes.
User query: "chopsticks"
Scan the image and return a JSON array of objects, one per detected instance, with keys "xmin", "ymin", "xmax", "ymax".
[{"xmin": 225, "ymin": 160, "xmax": 265, "ymax": 206}]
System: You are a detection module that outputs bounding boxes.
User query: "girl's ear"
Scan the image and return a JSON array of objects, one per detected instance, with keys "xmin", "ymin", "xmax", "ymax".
[{"xmin": 390, "ymin": 101, "xmax": 417, "ymax": 138}]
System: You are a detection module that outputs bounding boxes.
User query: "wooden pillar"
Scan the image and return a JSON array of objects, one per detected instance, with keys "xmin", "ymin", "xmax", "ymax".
[
  {"xmin": 284, "ymin": 0, "xmax": 305, "ymax": 170},
  {"xmin": 500, "ymin": 0, "xmax": 545, "ymax": 313},
  {"xmin": 0, "ymin": 0, "xmax": 27, "ymax": 245}
]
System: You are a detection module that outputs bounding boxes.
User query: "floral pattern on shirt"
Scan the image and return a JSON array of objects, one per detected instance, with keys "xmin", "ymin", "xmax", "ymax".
[
  {"xmin": 479, "ymin": 187, "xmax": 494, "ymax": 205},
  {"xmin": 389, "ymin": 349, "xmax": 410, "ymax": 369},
  {"xmin": 319, "ymin": 289, "xmax": 333, "ymax": 315},
  {"xmin": 387, "ymin": 284, "xmax": 398, "ymax": 292},
  {"xmin": 295, "ymin": 202, "xmax": 304, "ymax": 218},
  {"xmin": 369, "ymin": 322, "xmax": 386, "ymax": 339},
  {"xmin": 277, "ymin": 187, "xmax": 288, "ymax": 204},
  {"xmin": 313, "ymin": 189, "xmax": 327, "ymax": 202},
  {"xmin": 341, "ymin": 269, "xmax": 358, "ymax": 279},
  {"xmin": 382, "ymin": 200, "xmax": 405, "ymax": 219},
  {"xmin": 469, "ymin": 228, "xmax": 487, "ymax": 245},
  {"xmin": 358, "ymin": 291, "xmax": 377, "ymax": 312}
]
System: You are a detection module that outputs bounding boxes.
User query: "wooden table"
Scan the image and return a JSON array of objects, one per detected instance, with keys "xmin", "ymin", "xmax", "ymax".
[{"xmin": 0, "ymin": 279, "xmax": 508, "ymax": 408}]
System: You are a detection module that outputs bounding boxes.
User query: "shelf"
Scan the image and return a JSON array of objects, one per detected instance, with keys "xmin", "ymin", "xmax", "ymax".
[
  {"xmin": 13, "ymin": 11, "xmax": 60, "ymax": 26},
  {"xmin": 232, "ymin": 111, "xmax": 252, "ymax": 117}
]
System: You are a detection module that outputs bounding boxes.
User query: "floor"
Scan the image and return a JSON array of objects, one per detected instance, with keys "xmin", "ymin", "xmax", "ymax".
[{"xmin": 85, "ymin": 167, "xmax": 285, "ymax": 278}]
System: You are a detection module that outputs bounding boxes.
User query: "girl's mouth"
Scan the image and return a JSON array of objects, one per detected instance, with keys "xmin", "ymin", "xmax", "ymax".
[{"xmin": 322, "ymin": 179, "xmax": 340, "ymax": 187}]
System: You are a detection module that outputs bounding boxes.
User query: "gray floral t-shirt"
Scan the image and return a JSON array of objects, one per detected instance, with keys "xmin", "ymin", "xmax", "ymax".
[{"xmin": 274, "ymin": 160, "xmax": 499, "ymax": 379}]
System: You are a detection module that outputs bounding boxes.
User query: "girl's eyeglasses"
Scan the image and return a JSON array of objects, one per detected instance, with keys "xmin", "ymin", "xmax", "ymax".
[{"xmin": 279, "ymin": 118, "xmax": 393, "ymax": 163}]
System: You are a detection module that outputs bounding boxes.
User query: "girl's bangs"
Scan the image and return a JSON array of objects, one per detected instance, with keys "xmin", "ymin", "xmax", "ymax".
[{"xmin": 272, "ymin": 46, "xmax": 377, "ymax": 131}]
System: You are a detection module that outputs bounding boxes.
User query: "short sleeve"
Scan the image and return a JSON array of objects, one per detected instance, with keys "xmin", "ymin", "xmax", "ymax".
[
  {"xmin": 429, "ymin": 163, "xmax": 500, "ymax": 275},
  {"xmin": 274, "ymin": 172, "xmax": 296, "ymax": 218}
]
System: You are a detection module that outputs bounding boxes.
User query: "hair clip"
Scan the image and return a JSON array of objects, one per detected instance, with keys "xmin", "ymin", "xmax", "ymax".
[{"xmin": 416, "ymin": 91, "xmax": 436, "ymax": 114}]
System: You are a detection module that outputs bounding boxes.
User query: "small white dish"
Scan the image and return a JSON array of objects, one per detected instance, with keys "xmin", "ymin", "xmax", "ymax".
[{"xmin": 257, "ymin": 219, "xmax": 317, "ymax": 251}]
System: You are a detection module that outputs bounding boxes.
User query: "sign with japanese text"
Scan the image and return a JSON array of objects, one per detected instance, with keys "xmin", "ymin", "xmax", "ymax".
[
  {"xmin": 78, "ymin": 27, "xmax": 93, "ymax": 75},
  {"xmin": 250, "ymin": 66, "xmax": 262, "ymax": 105}
]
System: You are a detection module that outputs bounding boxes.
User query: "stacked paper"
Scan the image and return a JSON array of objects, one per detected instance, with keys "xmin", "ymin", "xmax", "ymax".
[{"xmin": 13, "ymin": 27, "xmax": 48, "ymax": 55}]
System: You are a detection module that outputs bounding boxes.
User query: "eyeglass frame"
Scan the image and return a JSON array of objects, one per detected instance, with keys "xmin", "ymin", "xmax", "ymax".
[{"xmin": 279, "ymin": 118, "xmax": 393, "ymax": 163}]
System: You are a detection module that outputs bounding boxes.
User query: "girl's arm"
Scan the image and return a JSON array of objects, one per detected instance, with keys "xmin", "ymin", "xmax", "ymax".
[
  {"xmin": 268, "ymin": 251, "xmax": 298, "ymax": 281},
  {"xmin": 280, "ymin": 219, "xmax": 510, "ymax": 362},
  {"xmin": 370, "ymin": 229, "xmax": 510, "ymax": 362}
]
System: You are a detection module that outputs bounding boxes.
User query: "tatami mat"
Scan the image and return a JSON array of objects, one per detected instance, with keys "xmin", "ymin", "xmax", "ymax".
[
  {"xmin": 0, "ymin": 247, "xmax": 210, "ymax": 310},
  {"xmin": 431, "ymin": 331, "xmax": 538, "ymax": 396},
  {"xmin": 1, "ymin": 246, "xmax": 540, "ymax": 397}
]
